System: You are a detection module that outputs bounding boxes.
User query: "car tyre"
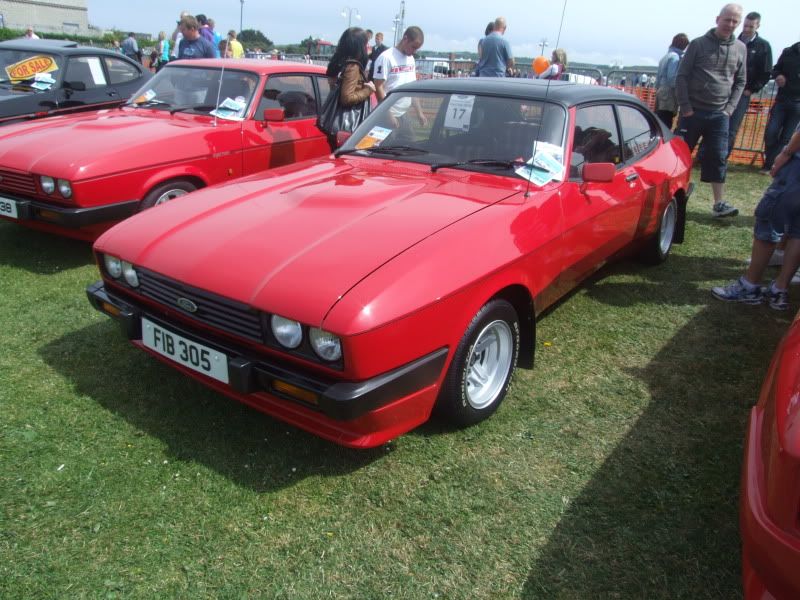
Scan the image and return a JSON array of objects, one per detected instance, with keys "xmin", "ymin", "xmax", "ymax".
[
  {"xmin": 437, "ymin": 299, "xmax": 520, "ymax": 426},
  {"xmin": 140, "ymin": 180, "xmax": 197, "ymax": 210},
  {"xmin": 641, "ymin": 197, "xmax": 677, "ymax": 264}
]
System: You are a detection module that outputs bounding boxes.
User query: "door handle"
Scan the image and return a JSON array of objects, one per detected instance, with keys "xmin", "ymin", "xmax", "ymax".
[{"xmin": 625, "ymin": 173, "xmax": 639, "ymax": 182}]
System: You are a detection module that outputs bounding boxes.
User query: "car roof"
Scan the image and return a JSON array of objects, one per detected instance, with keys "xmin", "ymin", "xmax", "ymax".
[
  {"xmin": 0, "ymin": 38, "xmax": 134, "ymax": 59},
  {"xmin": 396, "ymin": 78, "xmax": 647, "ymax": 109},
  {"xmin": 167, "ymin": 59, "xmax": 327, "ymax": 75}
]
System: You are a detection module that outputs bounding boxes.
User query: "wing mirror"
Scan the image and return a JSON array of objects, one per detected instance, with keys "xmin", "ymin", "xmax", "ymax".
[
  {"xmin": 335, "ymin": 131, "xmax": 352, "ymax": 147},
  {"xmin": 581, "ymin": 162, "xmax": 615, "ymax": 182},
  {"xmin": 263, "ymin": 108, "xmax": 285, "ymax": 122}
]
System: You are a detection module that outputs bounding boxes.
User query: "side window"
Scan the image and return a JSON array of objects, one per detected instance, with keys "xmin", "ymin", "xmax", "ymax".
[
  {"xmin": 571, "ymin": 105, "xmax": 622, "ymax": 178},
  {"xmin": 257, "ymin": 74, "xmax": 317, "ymax": 119},
  {"xmin": 316, "ymin": 75, "xmax": 331, "ymax": 110},
  {"xmin": 64, "ymin": 56, "xmax": 107, "ymax": 90},
  {"xmin": 617, "ymin": 105, "xmax": 659, "ymax": 162},
  {"xmin": 102, "ymin": 56, "xmax": 141, "ymax": 85}
]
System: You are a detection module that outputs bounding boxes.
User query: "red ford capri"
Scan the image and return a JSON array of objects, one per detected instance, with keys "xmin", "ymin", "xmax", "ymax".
[
  {"xmin": 87, "ymin": 78, "xmax": 692, "ymax": 447},
  {"xmin": 0, "ymin": 59, "xmax": 331, "ymax": 240},
  {"xmin": 741, "ymin": 311, "xmax": 800, "ymax": 599}
]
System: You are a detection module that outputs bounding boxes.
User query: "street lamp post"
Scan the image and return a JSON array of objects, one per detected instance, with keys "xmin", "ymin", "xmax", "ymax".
[
  {"xmin": 538, "ymin": 38, "xmax": 548, "ymax": 56},
  {"xmin": 340, "ymin": 6, "xmax": 360, "ymax": 28},
  {"xmin": 239, "ymin": 0, "xmax": 245, "ymax": 33}
]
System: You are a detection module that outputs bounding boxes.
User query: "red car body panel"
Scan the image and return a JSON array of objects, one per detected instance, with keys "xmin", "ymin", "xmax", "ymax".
[
  {"xmin": 741, "ymin": 314, "xmax": 800, "ymax": 599},
  {"xmin": 0, "ymin": 59, "xmax": 331, "ymax": 240},
  {"xmin": 87, "ymin": 80, "xmax": 693, "ymax": 447}
]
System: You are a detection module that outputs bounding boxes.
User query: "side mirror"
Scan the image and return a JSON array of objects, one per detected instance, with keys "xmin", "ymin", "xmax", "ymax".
[
  {"xmin": 335, "ymin": 131, "xmax": 352, "ymax": 147},
  {"xmin": 263, "ymin": 108, "xmax": 285, "ymax": 122},
  {"xmin": 63, "ymin": 80, "xmax": 87, "ymax": 92},
  {"xmin": 581, "ymin": 162, "xmax": 615, "ymax": 182}
]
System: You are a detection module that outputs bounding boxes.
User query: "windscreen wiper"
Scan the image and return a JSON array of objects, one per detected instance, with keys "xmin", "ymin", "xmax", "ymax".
[
  {"xmin": 335, "ymin": 145, "xmax": 428, "ymax": 158},
  {"xmin": 430, "ymin": 158, "xmax": 527, "ymax": 173},
  {"xmin": 126, "ymin": 98, "xmax": 171, "ymax": 108},
  {"xmin": 169, "ymin": 104, "xmax": 216, "ymax": 115}
]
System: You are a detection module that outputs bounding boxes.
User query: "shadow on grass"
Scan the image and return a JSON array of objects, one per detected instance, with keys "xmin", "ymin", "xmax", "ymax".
[
  {"xmin": 522, "ymin": 262, "xmax": 790, "ymax": 598},
  {"xmin": 38, "ymin": 321, "xmax": 385, "ymax": 492},
  {"xmin": 0, "ymin": 222, "xmax": 93, "ymax": 274}
]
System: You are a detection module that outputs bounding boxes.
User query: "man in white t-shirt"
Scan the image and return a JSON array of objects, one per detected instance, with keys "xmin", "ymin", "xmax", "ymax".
[{"xmin": 373, "ymin": 26, "xmax": 427, "ymax": 125}]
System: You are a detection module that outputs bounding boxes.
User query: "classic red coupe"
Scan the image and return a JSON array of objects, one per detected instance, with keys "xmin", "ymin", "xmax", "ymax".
[
  {"xmin": 741, "ymin": 312, "xmax": 800, "ymax": 599},
  {"xmin": 0, "ymin": 59, "xmax": 331, "ymax": 240},
  {"xmin": 87, "ymin": 79, "xmax": 693, "ymax": 448}
]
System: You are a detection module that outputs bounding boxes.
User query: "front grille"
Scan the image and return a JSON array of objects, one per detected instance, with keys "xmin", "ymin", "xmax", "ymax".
[
  {"xmin": 0, "ymin": 169, "xmax": 36, "ymax": 196},
  {"xmin": 137, "ymin": 269, "xmax": 263, "ymax": 342}
]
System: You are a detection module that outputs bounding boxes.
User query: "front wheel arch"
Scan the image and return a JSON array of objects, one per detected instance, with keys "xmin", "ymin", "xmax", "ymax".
[{"xmin": 139, "ymin": 177, "xmax": 205, "ymax": 211}]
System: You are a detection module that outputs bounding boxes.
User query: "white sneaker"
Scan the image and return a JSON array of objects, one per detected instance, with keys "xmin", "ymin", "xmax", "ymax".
[{"xmin": 712, "ymin": 201, "xmax": 739, "ymax": 218}]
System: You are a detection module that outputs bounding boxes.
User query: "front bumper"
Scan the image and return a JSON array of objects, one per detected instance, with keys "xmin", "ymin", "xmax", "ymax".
[
  {"xmin": 1, "ymin": 194, "xmax": 139, "ymax": 229},
  {"xmin": 740, "ymin": 408, "xmax": 800, "ymax": 599},
  {"xmin": 87, "ymin": 281, "xmax": 448, "ymax": 447}
]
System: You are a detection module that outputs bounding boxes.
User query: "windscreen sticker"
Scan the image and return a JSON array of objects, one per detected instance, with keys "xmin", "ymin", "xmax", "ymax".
[
  {"xmin": 444, "ymin": 94, "xmax": 475, "ymax": 131},
  {"xmin": 209, "ymin": 97, "xmax": 246, "ymax": 121},
  {"xmin": 5, "ymin": 55, "xmax": 58, "ymax": 82},
  {"xmin": 355, "ymin": 126, "xmax": 392, "ymax": 149},
  {"xmin": 30, "ymin": 72, "xmax": 55, "ymax": 90},
  {"xmin": 515, "ymin": 141, "xmax": 565, "ymax": 186},
  {"xmin": 86, "ymin": 57, "xmax": 107, "ymax": 85},
  {"xmin": 132, "ymin": 89, "xmax": 156, "ymax": 104}
]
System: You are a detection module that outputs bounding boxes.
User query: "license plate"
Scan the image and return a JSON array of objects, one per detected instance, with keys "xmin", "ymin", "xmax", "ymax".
[
  {"xmin": 0, "ymin": 196, "xmax": 18, "ymax": 219},
  {"xmin": 141, "ymin": 317, "xmax": 229, "ymax": 384}
]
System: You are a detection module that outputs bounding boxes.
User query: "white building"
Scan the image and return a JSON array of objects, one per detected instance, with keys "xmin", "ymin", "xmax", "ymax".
[{"xmin": 0, "ymin": 0, "xmax": 91, "ymax": 36}]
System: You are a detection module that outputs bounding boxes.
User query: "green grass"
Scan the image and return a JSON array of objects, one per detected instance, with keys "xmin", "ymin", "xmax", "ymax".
[{"xmin": 0, "ymin": 166, "xmax": 789, "ymax": 598}]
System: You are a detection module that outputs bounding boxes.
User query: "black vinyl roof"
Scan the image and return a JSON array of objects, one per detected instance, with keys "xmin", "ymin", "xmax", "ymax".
[
  {"xmin": 395, "ymin": 78, "xmax": 646, "ymax": 109},
  {"xmin": 0, "ymin": 38, "xmax": 131, "ymax": 59}
]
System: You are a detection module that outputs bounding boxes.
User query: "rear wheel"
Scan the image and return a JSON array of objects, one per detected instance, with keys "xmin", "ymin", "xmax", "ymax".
[
  {"xmin": 641, "ymin": 197, "xmax": 677, "ymax": 264},
  {"xmin": 140, "ymin": 180, "xmax": 197, "ymax": 210},
  {"xmin": 436, "ymin": 299, "xmax": 520, "ymax": 426}
]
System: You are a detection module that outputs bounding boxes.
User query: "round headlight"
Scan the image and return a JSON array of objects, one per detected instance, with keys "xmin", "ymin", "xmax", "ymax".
[
  {"xmin": 40, "ymin": 176, "xmax": 55, "ymax": 194},
  {"xmin": 309, "ymin": 328, "xmax": 342, "ymax": 362},
  {"xmin": 104, "ymin": 254, "xmax": 122, "ymax": 278},
  {"xmin": 271, "ymin": 315, "xmax": 303, "ymax": 349},
  {"xmin": 121, "ymin": 261, "xmax": 139, "ymax": 287},
  {"xmin": 57, "ymin": 179, "xmax": 72, "ymax": 199}
]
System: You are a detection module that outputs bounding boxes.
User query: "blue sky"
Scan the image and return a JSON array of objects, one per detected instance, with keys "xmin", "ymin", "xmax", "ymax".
[{"xmin": 87, "ymin": 0, "xmax": 798, "ymax": 66}]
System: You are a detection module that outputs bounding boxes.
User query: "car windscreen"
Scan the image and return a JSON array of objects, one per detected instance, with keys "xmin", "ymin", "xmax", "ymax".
[
  {"xmin": 338, "ymin": 92, "xmax": 567, "ymax": 178},
  {"xmin": 0, "ymin": 49, "xmax": 64, "ymax": 90},
  {"xmin": 127, "ymin": 66, "xmax": 259, "ymax": 119}
]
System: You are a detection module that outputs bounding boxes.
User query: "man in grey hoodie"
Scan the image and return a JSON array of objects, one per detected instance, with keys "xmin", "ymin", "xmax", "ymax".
[{"xmin": 676, "ymin": 3, "xmax": 746, "ymax": 218}]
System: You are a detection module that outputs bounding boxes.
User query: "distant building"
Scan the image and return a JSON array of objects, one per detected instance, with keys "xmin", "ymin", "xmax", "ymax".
[{"xmin": 0, "ymin": 0, "xmax": 91, "ymax": 36}]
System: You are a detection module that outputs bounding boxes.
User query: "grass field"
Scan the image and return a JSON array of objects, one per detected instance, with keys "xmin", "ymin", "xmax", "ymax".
[{"xmin": 0, "ymin": 165, "xmax": 789, "ymax": 599}]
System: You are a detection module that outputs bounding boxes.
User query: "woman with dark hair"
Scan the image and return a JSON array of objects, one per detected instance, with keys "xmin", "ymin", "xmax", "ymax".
[
  {"xmin": 654, "ymin": 33, "xmax": 690, "ymax": 128},
  {"xmin": 323, "ymin": 27, "xmax": 375, "ymax": 149}
]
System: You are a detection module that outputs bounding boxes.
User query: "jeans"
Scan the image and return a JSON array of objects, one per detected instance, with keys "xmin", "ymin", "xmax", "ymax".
[
  {"xmin": 676, "ymin": 109, "xmax": 729, "ymax": 183},
  {"xmin": 727, "ymin": 93, "xmax": 750, "ymax": 157},
  {"xmin": 764, "ymin": 98, "xmax": 800, "ymax": 170},
  {"xmin": 754, "ymin": 157, "xmax": 800, "ymax": 242}
]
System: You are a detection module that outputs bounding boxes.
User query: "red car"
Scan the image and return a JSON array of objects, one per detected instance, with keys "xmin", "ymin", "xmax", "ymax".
[
  {"xmin": 87, "ymin": 79, "xmax": 693, "ymax": 448},
  {"xmin": 741, "ymin": 312, "xmax": 800, "ymax": 599},
  {"xmin": 0, "ymin": 59, "xmax": 331, "ymax": 240}
]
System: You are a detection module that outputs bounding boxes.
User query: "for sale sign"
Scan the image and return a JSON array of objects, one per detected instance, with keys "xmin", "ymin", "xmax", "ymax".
[{"xmin": 5, "ymin": 55, "xmax": 58, "ymax": 82}]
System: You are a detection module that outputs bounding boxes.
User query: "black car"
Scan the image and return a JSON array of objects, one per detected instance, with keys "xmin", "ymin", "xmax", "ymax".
[{"xmin": 0, "ymin": 39, "xmax": 150, "ymax": 125}]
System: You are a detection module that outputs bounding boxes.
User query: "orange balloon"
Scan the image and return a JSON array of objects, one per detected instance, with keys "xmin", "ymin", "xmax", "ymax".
[{"xmin": 532, "ymin": 56, "xmax": 550, "ymax": 75}]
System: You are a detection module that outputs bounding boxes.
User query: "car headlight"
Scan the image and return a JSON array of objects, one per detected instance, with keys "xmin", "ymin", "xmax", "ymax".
[
  {"xmin": 121, "ymin": 261, "xmax": 139, "ymax": 287},
  {"xmin": 271, "ymin": 315, "xmax": 303, "ymax": 349},
  {"xmin": 57, "ymin": 179, "xmax": 72, "ymax": 199},
  {"xmin": 103, "ymin": 254, "xmax": 122, "ymax": 278},
  {"xmin": 40, "ymin": 176, "xmax": 55, "ymax": 194},
  {"xmin": 309, "ymin": 328, "xmax": 342, "ymax": 362}
]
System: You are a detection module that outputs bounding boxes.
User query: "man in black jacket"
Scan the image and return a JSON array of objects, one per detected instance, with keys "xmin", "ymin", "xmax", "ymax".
[
  {"xmin": 728, "ymin": 12, "xmax": 772, "ymax": 157},
  {"xmin": 763, "ymin": 41, "xmax": 800, "ymax": 171},
  {"xmin": 367, "ymin": 32, "xmax": 388, "ymax": 81}
]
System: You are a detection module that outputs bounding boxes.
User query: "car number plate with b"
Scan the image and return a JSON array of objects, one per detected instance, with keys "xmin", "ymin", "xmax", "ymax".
[
  {"xmin": 141, "ymin": 317, "xmax": 229, "ymax": 383},
  {"xmin": 0, "ymin": 196, "xmax": 19, "ymax": 219}
]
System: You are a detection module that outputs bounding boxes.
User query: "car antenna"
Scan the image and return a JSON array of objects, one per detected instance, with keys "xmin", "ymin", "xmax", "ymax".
[
  {"xmin": 211, "ymin": 39, "xmax": 231, "ymax": 128},
  {"xmin": 524, "ymin": 0, "xmax": 568, "ymax": 199}
]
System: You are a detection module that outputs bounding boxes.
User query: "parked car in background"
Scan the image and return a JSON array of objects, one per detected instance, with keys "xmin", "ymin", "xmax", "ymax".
[
  {"xmin": 741, "ymin": 311, "xmax": 800, "ymax": 599},
  {"xmin": 0, "ymin": 59, "xmax": 331, "ymax": 240},
  {"xmin": 0, "ymin": 39, "xmax": 149, "ymax": 125},
  {"xmin": 87, "ymin": 79, "xmax": 692, "ymax": 448}
]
